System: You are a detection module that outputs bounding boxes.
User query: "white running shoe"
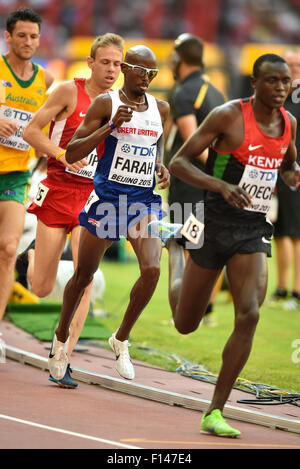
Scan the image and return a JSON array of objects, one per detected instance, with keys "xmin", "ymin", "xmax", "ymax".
[
  {"xmin": 201, "ymin": 312, "xmax": 218, "ymax": 327},
  {"xmin": 48, "ymin": 334, "xmax": 69, "ymax": 380},
  {"xmin": 283, "ymin": 297, "xmax": 300, "ymax": 311},
  {"xmin": 108, "ymin": 332, "xmax": 135, "ymax": 380}
]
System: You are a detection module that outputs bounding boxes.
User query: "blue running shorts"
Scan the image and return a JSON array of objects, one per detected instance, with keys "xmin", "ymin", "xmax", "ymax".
[{"xmin": 79, "ymin": 190, "xmax": 165, "ymax": 241}]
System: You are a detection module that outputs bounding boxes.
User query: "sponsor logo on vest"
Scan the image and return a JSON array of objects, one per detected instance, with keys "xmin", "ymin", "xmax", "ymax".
[
  {"xmin": 121, "ymin": 144, "xmax": 155, "ymax": 157},
  {"xmin": 3, "ymin": 107, "xmax": 32, "ymax": 122},
  {"xmin": 248, "ymin": 144, "xmax": 263, "ymax": 151}
]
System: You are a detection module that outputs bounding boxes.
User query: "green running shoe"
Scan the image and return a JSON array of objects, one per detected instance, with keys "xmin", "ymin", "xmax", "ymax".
[{"xmin": 201, "ymin": 409, "xmax": 241, "ymax": 438}]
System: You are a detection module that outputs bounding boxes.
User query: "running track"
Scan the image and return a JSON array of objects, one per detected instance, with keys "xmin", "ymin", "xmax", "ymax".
[{"xmin": 0, "ymin": 321, "xmax": 299, "ymax": 453}]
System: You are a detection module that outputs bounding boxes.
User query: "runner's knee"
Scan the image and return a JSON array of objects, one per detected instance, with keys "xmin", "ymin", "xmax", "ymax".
[
  {"xmin": 235, "ymin": 305, "xmax": 259, "ymax": 334},
  {"xmin": 31, "ymin": 280, "xmax": 54, "ymax": 298},
  {"xmin": 72, "ymin": 267, "xmax": 94, "ymax": 291},
  {"xmin": 140, "ymin": 263, "xmax": 160, "ymax": 285},
  {"xmin": 0, "ymin": 238, "xmax": 18, "ymax": 265},
  {"xmin": 174, "ymin": 313, "xmax": 198, "ymax": 335}
]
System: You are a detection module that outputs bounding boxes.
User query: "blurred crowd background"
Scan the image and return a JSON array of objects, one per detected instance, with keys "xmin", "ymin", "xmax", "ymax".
[{"xmin": 1, "ymin": 0, "xmax": 300, "ymax": 101}]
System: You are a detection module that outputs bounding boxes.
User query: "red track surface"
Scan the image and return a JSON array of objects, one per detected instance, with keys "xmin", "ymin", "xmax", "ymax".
[{"xmin": 0, "ymin": 320, "xmax": 300, "ymax": 452}]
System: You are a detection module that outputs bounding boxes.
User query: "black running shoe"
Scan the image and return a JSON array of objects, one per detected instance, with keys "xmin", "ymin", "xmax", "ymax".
[
  {"xmin": 15, "ymin": 239, "xmax": 35, "ymax": 288},
  {"xmin": 48, "ymin": 364, "xmax": 78, "ymax": 389}
]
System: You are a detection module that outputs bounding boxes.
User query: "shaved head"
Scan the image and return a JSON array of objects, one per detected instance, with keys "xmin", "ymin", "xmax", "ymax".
[
  {"xmin": 121, "ymin": 44, "xmax": 158, "ymax": 98},
  {"xmin": 125, "ymin": 45, "xmax": 157, "ymax": 66}
]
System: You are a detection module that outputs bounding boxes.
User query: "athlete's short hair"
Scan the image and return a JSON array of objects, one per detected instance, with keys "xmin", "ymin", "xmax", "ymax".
[
  {"xmin": 90, "ymin": 33, "xmax": 124, "ymax": 59},
  {"xmin": 252, "ymin": 54, "xmax": 287, "ymax": 77},
  {"xmin": 6, "ymin": 8, "xmax": 42, "ymax": 34},
  {"xmin": 174, "ymin": 33, "xmax": 204, "ymax": 67}
]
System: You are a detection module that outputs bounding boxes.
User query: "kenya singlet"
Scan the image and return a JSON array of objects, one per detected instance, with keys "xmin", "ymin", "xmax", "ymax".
[
  {"xmin": 46, "ymin": 78, "xmax": 99, "ymax": 185},
  {"xmin": 0, "ymin": 54, "xmax": 47, "ymax": 172},
  {"xmin": 205, "ymin": 96, "xmax": 291, "ymax": 223},
  {"xmin": 93, "ymin": 89, "xmax": 163, "ymax": 201}
]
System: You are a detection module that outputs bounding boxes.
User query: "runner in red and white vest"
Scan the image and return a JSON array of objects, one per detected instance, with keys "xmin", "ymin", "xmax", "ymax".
[{"xmin": 17, "ymin": 34, "xmax": 124, "ymax": 388}]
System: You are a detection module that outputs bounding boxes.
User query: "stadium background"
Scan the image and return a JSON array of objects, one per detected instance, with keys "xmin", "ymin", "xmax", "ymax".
[
  {"xmin": 1, "ymin": 0, "xmax": 300, "ymax": 102},
  {"xmin": 2, "ymin": 0, "xmax": 300, "ymax": 398}
]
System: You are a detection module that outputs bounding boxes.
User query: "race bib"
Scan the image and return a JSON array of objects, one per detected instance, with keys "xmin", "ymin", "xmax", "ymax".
[
  {"xmin": 181, "ymin": 212, "xmax": 204, "ymax": 245},
  {"xmin": 65, "ymin": 149, "xmax": 98, "ymax": 179},
  {"xmin": 0, "ymin": 105, "xmax": 34, "ymax": 151},
  {"xmin": 33, "ymin": 181, "xmax": 49, "ymax": 207},
  {"xmin": 108, "ymin": 140, "xmax": 156, "ymax": 187},
  {"xmin": 238, "ymin": 164, "xmax": 278, "ymax": 214}
]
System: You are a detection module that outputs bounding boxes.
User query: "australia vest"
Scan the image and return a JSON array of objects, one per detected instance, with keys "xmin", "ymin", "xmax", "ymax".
[{"xmin": 0, "ymin": 54, "xmax": 47, "ymax": 172}]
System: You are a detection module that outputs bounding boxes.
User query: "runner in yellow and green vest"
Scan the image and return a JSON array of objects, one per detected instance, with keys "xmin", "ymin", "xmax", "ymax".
[{"xmin": 0, "ymin": 8, "xmax": 54, "ymax": 320}]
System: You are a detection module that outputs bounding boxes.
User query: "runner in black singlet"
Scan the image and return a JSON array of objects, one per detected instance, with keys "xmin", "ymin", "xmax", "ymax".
[{"xmin": 149, "ymin": 54, "xmax": 300, "ymax": 438}]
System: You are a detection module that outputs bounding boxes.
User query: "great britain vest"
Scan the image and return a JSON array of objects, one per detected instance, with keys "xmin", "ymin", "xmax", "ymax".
[{"xmin": 93, "ymin": 89, "xmax": 163, "ymax": 201}]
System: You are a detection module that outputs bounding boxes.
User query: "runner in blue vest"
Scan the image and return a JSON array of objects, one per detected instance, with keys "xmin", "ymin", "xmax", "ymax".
[{"xmin": 48, "ymin": 45, "xmax": 170, "ymax": 384}]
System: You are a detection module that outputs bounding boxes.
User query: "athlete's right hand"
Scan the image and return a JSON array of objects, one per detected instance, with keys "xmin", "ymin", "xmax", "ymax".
[
  {"xmin": 111, "ymin": 105, "xmax": 137, "ymax": 128},
  {"xmin": 0, "ymin": 119, "xmax": 18, "ymax": 138},
  {"xmin": 59, "ymin": 153, "xmax": 89, "ymax": 172},
  {"xmin": 221, "ymin": 182, "xmax": 252, "ymax": 209}
]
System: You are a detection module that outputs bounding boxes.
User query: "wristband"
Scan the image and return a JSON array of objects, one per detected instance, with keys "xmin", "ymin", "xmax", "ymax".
[
  {"xmin": 108, "ymin": 119, "xmax": 115, "ymax": 130},
  {"xmin": 55, "ymin": 149, "xmax": 66, "ymax": 160}
]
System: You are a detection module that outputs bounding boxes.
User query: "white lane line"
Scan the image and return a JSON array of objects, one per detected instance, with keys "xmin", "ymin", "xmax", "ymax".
[{"xmin": 0, "ymin": 414, "xmax": 142, "ymax": 449}]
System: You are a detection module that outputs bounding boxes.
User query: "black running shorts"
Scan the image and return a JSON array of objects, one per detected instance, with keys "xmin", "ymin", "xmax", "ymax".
[
  {"xmin": 188, "ymin": 216, "xmax": 273, "ymax": 269},
  {"xmin": 274, "ymin": 178, "xmax": 300, "ymax": 238}
]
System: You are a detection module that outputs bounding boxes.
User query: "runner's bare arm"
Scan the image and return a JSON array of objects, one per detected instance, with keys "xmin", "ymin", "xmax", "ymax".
[
  {"xmin": 66, "ymin": 95, "xmax": 136, "ymax": 163},
  {"xmin": 23, "ymin": 81, "xmax": 75, "ymax": 156},
  {"xmin": 23, "ymin": 81, "xmax": 87, "ymax": 172},
  {"xmin": 169, "ymin": 103, "xmax": 252, "ymax": 208},
  {"xmin": 279, "ymin": 114, "xmax": 300, "ymax": 187},
  {"xmin": 44, "ymin": 69, "xmax": 54, "ymax": 91}
]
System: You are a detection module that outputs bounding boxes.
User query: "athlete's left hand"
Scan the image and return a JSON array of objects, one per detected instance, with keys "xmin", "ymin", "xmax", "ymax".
[{"xmin": 156, "ymin": 163, "xmax": 170, "ymax": 189}]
